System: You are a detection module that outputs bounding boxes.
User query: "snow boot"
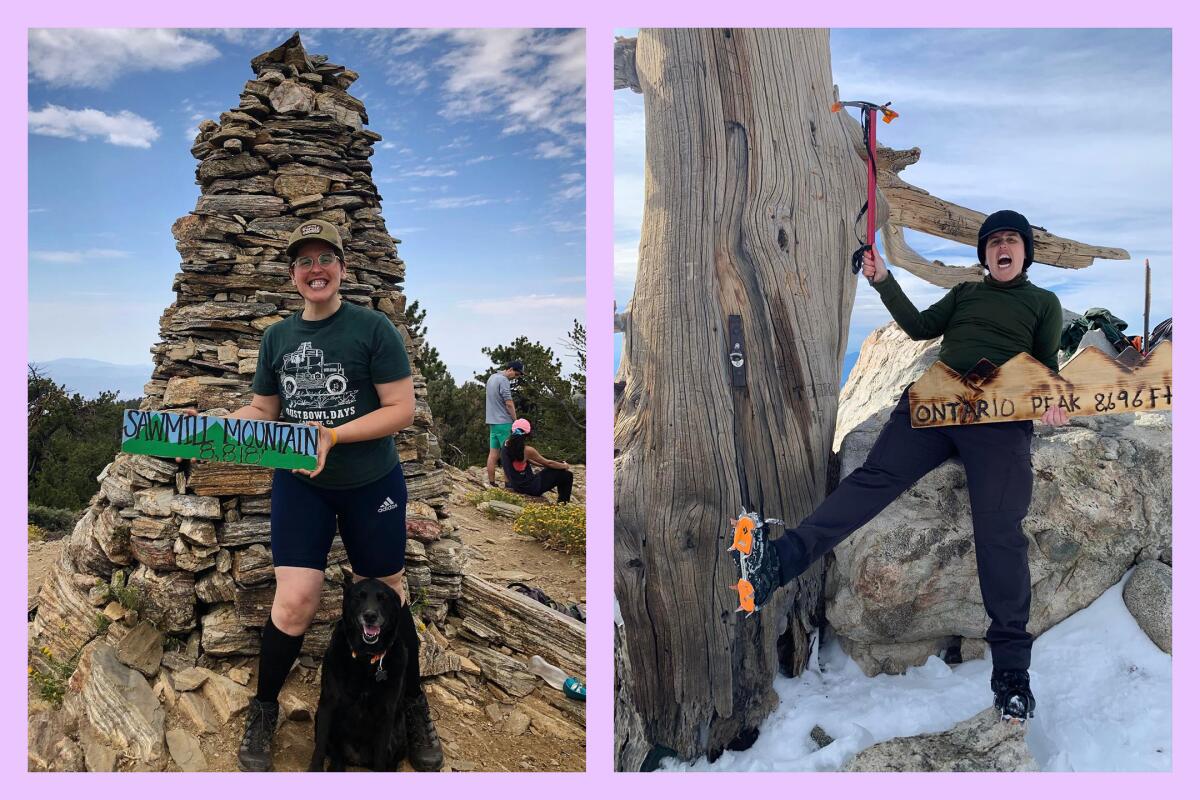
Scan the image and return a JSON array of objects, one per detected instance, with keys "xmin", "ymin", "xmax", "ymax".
[{"xmin": 991, "ymin": 668, "xmax": 1036, "ymax": 723}]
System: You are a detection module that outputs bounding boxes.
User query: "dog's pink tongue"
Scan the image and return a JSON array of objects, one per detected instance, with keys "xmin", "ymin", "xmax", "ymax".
[{"xmin": 363, "ymin": 624, "xmax": 381, "ymax": 638}]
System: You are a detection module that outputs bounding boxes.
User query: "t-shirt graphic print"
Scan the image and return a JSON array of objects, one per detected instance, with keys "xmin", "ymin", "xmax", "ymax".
[{"xmin": 278, "ymin": 341, "xmax": 361, "ymax": 415}]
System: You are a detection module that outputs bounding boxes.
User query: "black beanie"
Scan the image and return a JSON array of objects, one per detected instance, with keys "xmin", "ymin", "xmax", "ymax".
[{"xmin": 977, "ymin": 210, "xmax": 1034, "ymax": 270}]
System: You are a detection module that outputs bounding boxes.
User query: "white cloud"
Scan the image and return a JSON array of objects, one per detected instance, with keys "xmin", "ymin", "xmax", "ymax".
[
  {"xmin": 29, "ymin": 207, "xmax": 48, "ymax": 214},
  {"xmin": 425, "ymin": 195, "xmax": 494, "ymax": 210},
  {"xmin": 30, "ymin": 104, "xmax": 160, "ymax": 148},
  {"xmin": 535, "ymin": 141, "xmax": 572, "ymax": 159},
  {"xmin": 464, "ymin": 154, "xmax": 495, "ymax": 165},
  {"xmin": 399, "ymin": 167, "xmax": 459, "ymax": 178},
  {"xmin": 356, "ymin": 29, "xmax": 584, "ymax": 160},
  {"xmin": 553, "ymin": 170, "xmax": 585, "ymax": 202},
  {"xmin": 29, "ymin": 29, "xmax": 219, "ymax": 88},
  {"xmin": 439, "ymin": 135, "xmax": 471, "ymax": 150},
  {"xmin": 30, "ymin": 248, "xmax": 132, "ymax": 263},
  {"xmin": 380, "ymin": 142, "xmax": 397, "ymax": 150}
]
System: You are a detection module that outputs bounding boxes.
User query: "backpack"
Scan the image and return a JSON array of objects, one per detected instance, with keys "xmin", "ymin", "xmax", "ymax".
[
  {"xmin": 507, "ymin": 582, "xmax": 585, "ymax": 622},
  {"xmin": 1148, "ymin": 317, "xmax": 1173, "ymax": 351},
  {"xmin": 1059, "ymin": 307, "xmax": 1133, "ymax": 360}
]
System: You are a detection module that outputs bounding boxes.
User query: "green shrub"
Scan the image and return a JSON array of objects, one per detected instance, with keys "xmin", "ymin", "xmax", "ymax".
[
  {"xmin": 28, "ymin": 505, "xmax": 80, "ymax": 535},
  {"xmin": 28, "ymin": 524, "xmax": 46, "ymax": 543},
  {"xmin": 95, "ymin": 571, "xmax": 143, "ymax": 612},
  {"xmin": 513, "ymin": 503, "xmax": 585, "ymax": 557},
  {"xmin": 29, "ymin": 648, "xmax": 79, "ymax": 708},
  {"xmin": 465, "ymin": 488, "xmax": 528, "ymax": 507}
]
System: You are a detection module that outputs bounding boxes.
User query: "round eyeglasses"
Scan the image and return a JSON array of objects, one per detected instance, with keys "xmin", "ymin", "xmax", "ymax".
[{"xmin": 293, "ymin": 252, "xmax": 340, "ymax": 269}]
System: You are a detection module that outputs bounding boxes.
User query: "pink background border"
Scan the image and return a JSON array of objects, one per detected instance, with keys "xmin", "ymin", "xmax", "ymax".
[{"xmin": 6, "ymin": 0, "xmax": 1195, "ymax": 794}]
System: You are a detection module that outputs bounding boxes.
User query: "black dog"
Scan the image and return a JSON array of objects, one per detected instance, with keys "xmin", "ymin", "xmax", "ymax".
[{"xmin": 309, "ymin": 576, "xmax": 411, "ymax": 771}]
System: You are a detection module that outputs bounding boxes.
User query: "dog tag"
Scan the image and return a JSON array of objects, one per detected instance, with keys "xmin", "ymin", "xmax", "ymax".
[{"xmin": 375, "ymin": 668, "xmax": 388, "ymax": 682}]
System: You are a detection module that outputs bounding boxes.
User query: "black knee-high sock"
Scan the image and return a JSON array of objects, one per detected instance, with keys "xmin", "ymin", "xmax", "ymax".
[
  {"xmin": 396, "ymin": 603, "xmax": 423, "ymax": 697},
  {"xmin": 256, "ymin": 616, "xmax": 305, "ymax": 703}
]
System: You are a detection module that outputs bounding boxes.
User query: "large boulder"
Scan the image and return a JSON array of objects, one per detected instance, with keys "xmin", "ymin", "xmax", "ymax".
[
  {"xmin": 843, "ymin": 707, "xmax": 1037, "ymax": 772},
  {"xmin": 66, "ymin": 642, "xmax": 166, "ymax": 764},
  {"xmin": 834, "ymin": 323, "xmax": 941, "ymax": 450},
  {"xmin": 825, "ymin": 326, "xmax": 1172, "ymax": 675},
  {"xmin": 1122, "ymin": 560, "xmax": 1171, "ymax": 653}
]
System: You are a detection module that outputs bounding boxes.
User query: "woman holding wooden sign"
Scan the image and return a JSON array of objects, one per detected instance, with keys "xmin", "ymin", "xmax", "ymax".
[
  {"xmin": 215, "ymin": 219, "xmax": 442, "ymax": 772},
  {"xmin": 739, "ymin": 210, "xmax": 1068, "ymax": 724}
]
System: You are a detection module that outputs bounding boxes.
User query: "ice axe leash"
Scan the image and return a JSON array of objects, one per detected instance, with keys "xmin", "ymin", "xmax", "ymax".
[{"xmin": 831, "ymin": 99, "xmax": 898, "ymax": 275}]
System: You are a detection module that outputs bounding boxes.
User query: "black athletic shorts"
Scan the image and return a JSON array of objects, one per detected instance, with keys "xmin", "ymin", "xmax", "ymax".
[{"xmin": 269, "ymin": 462, "xmax": 408, "ymax": 577}]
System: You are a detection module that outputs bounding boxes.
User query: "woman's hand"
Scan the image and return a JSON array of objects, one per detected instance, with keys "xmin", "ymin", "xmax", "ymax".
[
  {"xmin": 1040, "ymin": 407, "xmax": 1069, "ymax": 426},
  {"xmin": 293, "ymin": 423, "xmax": 336, "ymax": 479},
  {"xmin": 861, "ymin": 248, "xmax": 889, "ymax": 284}
]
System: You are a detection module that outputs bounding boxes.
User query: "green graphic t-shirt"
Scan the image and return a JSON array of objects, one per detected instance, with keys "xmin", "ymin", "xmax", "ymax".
[{"xmin": 252, "ymin": 301, "xmax": 412, "ymax": 489}]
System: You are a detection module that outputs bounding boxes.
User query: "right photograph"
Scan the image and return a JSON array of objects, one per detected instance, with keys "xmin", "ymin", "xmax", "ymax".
[{"xmin": 613, "ymin": 28, "xmax": 1171, "ymax": 772}]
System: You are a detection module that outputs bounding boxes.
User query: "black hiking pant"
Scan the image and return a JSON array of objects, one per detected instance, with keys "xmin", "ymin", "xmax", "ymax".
[
  {"xmin": 774, "ymin": 389, "xmax": 1035, "ymax": 671},
  {"xmin": 514, "ymin": 467, "xmax": 574, "ymax": 503}
]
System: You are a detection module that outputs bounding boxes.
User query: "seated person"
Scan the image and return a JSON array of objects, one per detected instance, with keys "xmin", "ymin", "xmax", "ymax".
[{"xmin": 499, "ymin": 419, "xmax": 574, "ymax": 503}]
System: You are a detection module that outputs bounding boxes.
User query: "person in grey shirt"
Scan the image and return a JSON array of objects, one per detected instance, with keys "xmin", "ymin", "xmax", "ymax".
[{"xmin": 485, "ymin": 360, "xmax": 523, "ymax": 485}]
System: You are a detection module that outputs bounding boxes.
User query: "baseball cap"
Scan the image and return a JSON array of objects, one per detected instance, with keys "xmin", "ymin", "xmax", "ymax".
[
  {"xmin": 507, "ymin": 360, "xmax": 525, "ymax": 374},
  {"xmin": 286, "ymin": 219, "xmax": 344, "ymax": 260},
  {"xmin": 512, "ymin": 418, "xmax": 531, "ymax": 435}
]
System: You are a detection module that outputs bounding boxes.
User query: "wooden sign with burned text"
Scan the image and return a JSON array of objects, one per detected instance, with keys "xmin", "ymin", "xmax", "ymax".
[
  {"xmin": 121, "ymin": 410, "xmax": 319, "ymax": 470},
  {"xmin": 908, "ymin": 342, "xmax": 1172, "ymax": 427}
]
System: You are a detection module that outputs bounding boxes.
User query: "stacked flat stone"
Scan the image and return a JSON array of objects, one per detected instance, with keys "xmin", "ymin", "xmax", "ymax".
[{"xmin": 32, "ymin": 33, "xmax": 460, "ymax": 674}]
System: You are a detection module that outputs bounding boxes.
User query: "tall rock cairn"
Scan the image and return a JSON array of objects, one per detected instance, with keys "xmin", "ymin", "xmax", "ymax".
[{"xmin": 32, "ymin": 34, "xmax": 462, "ymax": 672}]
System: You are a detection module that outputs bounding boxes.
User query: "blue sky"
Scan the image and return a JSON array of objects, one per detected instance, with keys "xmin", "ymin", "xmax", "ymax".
[
  {"xmin": 614, "ymin": 29, "xmax": 1172, "ymax": 379},
  {"xmin": 28, "ymin": 28, "xmax": 585, "ymax": 384}
]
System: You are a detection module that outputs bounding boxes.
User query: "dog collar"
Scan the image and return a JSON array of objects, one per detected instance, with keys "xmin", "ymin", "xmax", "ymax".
[{"xmin": 351, "ymin": 648, "xmax": 389, "ymax": 682}]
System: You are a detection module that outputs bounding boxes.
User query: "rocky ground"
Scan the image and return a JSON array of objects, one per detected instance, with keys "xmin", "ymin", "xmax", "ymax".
[{"xmin": 28, "ymin": 464, "xmax": 586, "ymax": 772}]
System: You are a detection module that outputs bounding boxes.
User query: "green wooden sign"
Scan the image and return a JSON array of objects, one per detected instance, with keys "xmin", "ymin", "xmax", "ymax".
[{"xmin": 121, "ymin": 410, "xmax": 319, "ymax": 470}]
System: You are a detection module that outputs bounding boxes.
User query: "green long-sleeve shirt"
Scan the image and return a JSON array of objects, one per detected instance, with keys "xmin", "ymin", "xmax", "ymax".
[{"xmin": 873, "ymin": 271, "xmax": 1063, "ymax": 374}]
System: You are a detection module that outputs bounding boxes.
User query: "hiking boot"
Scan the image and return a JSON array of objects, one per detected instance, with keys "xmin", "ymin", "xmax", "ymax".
[
  {"xmin": 730, "ymin": 524, "xmax": 781, "ymax": 614},
  {"xmin": 404, "ymin": 688, "xmax": 444, "ymax": 772},
  {"xmin": 991, "ymin": 669, "xmax": 1036, "ymax": 723},
  {"xmin": 238, "ymin": 698, "xmax": 280, "ymax": 771}
]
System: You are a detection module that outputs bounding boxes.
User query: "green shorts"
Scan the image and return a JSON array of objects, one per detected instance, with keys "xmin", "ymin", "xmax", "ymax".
[{"xmin": 489, "ymin": 423, "xmax": 511, "ymax": 449}]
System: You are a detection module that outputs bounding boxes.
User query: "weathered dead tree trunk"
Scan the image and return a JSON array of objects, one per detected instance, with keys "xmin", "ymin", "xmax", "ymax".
[{"xmin": 614, "ymin": 29, "xmax": 863, "ymax": 765}]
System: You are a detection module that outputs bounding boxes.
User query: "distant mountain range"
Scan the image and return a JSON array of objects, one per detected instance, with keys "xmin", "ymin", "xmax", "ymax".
[{"xmin": 31, "ymin": 358, "xmax": 151, "ymax": 400}]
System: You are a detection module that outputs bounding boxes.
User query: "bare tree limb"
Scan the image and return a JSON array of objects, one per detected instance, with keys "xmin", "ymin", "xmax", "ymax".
[{"xmin": 615, "ymin": 36, "xmax": 641, "ymax": 93}]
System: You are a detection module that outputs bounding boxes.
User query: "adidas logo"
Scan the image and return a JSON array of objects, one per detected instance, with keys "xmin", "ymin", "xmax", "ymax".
[{"xmin": 377, "ymin": 496, "xmax": 398, "ymax": 513}]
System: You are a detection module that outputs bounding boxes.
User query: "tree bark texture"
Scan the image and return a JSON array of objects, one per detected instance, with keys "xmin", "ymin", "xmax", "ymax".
[{"xmin": 614, "ymin": 29, "xmax": 865, "ymax": 761}]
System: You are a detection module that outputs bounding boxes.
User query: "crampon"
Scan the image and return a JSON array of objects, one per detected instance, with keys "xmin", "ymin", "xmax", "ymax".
[
  {"xmin": 992, "ymin": 669, "xmax": 1036, "ymax": 724},
  {"xmin": 727, "ymin": 508, "xmax": 782, "ymax": 616}
]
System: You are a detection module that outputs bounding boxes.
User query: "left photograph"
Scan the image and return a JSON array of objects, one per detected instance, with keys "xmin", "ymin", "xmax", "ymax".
[{"xmin": 28, "ymin": 29, "xmax": 586, "ymax": 772}]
